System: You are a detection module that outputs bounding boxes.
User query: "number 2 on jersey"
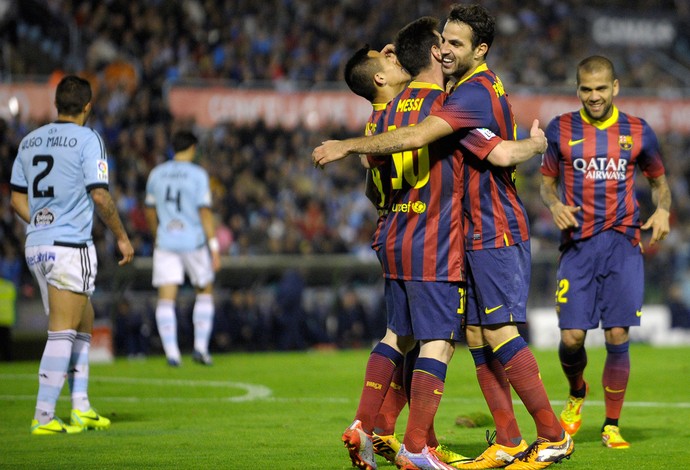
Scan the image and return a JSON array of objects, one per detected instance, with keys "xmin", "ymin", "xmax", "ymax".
[
  {"xmin": 32, "ymin": 155, "xmax": 55, "ymax": 198},
  {"xmin": 556, "ymin": 279, "xmax": 569, "ymax": 304}
]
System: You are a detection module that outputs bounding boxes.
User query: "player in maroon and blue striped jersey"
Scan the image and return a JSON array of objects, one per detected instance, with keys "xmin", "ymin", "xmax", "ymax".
[
  {"xmin": 432, "ymin": 6, "xmax": 571, "ymax": 468},
  {"xmin": 540, "ymin": 55, "xmax": 671, "ymax": 450},
  {"xmin": 374, "ymin": 32, "xmax": 464, "ymax": 470},
  {"xmin": 338, "ymin": 44, "xmax": 411, "ymax": 470},
  {"xmin": 338, "ymin": 39, "xmax": 472, "ymax": 470},
  {"xmin": 366, "ymin": 18, "xmax": 469, "ymax": 470}
]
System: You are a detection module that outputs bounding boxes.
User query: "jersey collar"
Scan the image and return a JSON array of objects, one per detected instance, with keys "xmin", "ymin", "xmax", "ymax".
[
  {"xmin": 579, "ymin": 105, "xmax": 619, "ymax": 130},
  {"xmin": 408, "ymin": 80, "xmax": 444, "ymax": 91},
  {"xmin": 451, "ymin": 63, "xmax": 489, "ymax": 91},
  {"xmin": 371, "ymin": 102, "xmax": 388, "ymax": 111}
]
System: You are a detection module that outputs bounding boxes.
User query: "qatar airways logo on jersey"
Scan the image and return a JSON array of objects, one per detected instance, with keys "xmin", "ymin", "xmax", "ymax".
[
  {"xmin": 391, "ymin": 201, "xmax": 427, "ymax": 214},
  {"xmin": 573, "ymin": 157, "xmax": 628, "ymax": 181}
]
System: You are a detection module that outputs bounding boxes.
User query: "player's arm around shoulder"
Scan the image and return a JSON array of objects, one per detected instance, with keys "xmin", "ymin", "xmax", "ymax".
[
  {"xmin": 312, "ymin": 116, "xmax": 451, "ymax": 167},
  {"xmin": 90, "ymin": 187, "xmax": 134, "ymax": 265},
  {"xmin": 487, "ymin": 119, "xmax": 547, "ymax": 167}
]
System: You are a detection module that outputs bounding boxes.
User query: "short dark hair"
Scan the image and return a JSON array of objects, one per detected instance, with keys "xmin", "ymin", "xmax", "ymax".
[
  {"xmin": 576, "ymin": 55, "xmax": 616, "ymax": 84},
  {"xmin": 172, "ymin": 130, "xmax": 198, "ymax": 153},
  {"xmin": 55, "ymin": 75, "xmax": 92, "ymax": 116},
  {"xmin": 344, "ymin": 45, "xmax": 380, "ymax": 102},
  {"xmin": 447, "ymin": 4, "xmax": 495, "ymax": 57},
  {"xmin": 394, "ymin": 16, "xmax": 440, "ymax": 78}
]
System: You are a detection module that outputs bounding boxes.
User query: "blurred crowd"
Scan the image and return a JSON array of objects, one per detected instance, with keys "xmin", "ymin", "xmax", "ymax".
[{"xmin": 2, "ymin": 0, "xmax": 690, "ymax": 357}]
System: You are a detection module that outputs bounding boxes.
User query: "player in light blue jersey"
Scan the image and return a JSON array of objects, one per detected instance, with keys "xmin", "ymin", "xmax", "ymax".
[
  {"xmin": 145, "ymin": 130, "xmax": 221, "ymax": 366},
  {"xmin": 10, "ymin": 75, "xmax": 134, "ymax": 435}
]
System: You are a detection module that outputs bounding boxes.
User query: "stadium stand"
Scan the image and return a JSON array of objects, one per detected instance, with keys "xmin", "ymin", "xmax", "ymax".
[{"xmin": 1, "ymin": 0, "xmax": 690, "ymax": 357}]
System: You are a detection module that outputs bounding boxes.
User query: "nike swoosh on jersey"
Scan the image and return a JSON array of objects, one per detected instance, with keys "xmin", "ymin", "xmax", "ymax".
[
  {"xmin": 604, "ymin": 386, "xmax": 626, "ymax": 393},
  {"xmin": 568, "ymin": 138, "xmax": 586, "ymax": 146},
  {"xmin": 433, "ymin": 389, "xmax": 443, "ymax": 395},
  {"xmin": 484, "ymin": 305, "xmax": 503, "ymax": 314}
]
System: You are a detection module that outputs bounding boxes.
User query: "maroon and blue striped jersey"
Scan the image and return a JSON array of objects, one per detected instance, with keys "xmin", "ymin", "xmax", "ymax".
[
  {"xmin": 365, "ymin": 101, "xmax": 394, "ymax": 216},
  {"xmin": 373, "ymin": 81, "xmax": 465, "ymax": 282},
  {"xmin": 541, "ymin": 105, "xmax": 666, "ymax": 246},
  {"xmin": 433, "ymin": 64, "xmax": 530, "ymax": 250}
]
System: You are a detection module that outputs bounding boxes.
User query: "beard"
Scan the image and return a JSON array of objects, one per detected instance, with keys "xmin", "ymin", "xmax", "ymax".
[{"xmin": 583, "ymin": 102, "xmax": 612, "ymax": 121}]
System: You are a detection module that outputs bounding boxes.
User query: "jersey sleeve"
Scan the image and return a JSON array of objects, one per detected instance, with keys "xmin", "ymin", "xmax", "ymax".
[
  {"xmin": 197, "ymin": 168, "xmax": 212, "ymax": 208},
  {"xmin": 432, "ymin": 83, "xmax": 493, "ymax": 131},
  {"xmin": 10, "ymin": 153, "xmax": 28, "ymax": 192},
  {"xmin": 540, "ymin": 118, "xmax": 561, "ymax": 177},
  {"xmin": 637, "ymin": 120, "xmax": 666, "ymax": 178},
  {"xmin": 82, "ymin": 131, "xmax": 109, "ymax": 191},
  {"xmin": 144, "ymin": 170, "xmax": 157, "ymax": 207},
  {"xmin": 458, "ymin": 128, "xmax": 502, "ymax": 160}
]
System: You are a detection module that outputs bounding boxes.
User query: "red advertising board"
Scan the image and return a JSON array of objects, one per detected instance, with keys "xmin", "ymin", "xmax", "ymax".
[
  {"xmin": 0, "ymin": 83, "xmax": 56, "ymax": 123},
  {"xmin": 167, "ymin": 87, "xmax": 690, "ymax": 135},
  {"xmin": 3, "ymin": 82, "xmax": 690, "ymax": 135}
]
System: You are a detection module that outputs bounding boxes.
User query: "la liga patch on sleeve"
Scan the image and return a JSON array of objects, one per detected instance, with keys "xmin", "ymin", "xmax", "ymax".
[
  {"xmin": 97, "ymin": 160, "xmax": 109, "ymax": 181},
  {"xmin": 477, "ymin": 128, "xmax": 496, "ymax": 140}
]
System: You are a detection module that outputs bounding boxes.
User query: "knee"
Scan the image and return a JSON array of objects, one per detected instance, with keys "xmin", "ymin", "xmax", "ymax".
[
  {"xmin": 560, "ymin": 330, "xmax": 586, "ymax": 350},
  {"xmin": 604, "ymin": 327, "xmax": 629, "ymax": 345},
  {"xmin": 465, "ymin": 325, "xmax": 484, "ymax": 347}
]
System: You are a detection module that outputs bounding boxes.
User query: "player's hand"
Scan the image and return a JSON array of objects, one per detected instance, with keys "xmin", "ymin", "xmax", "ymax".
[
  {"xmin": 549, "ymin": 202, "xmax": 581, "ymax": 230},
  {"xmin": 529, "ymin": 119, "xmax": 547, "ymax": 154},
  {"xmin": 117, "ymin": 238, "xmax": 135, "ymax": 266},
  {"xmin": 641, "ymin": 208, "xmax": 670, "ymax": 245},
  {"xmin": 381, "ymin": 43, "xmax": 396, "ymax": 58},
  {"xmin": 312, "ymin": 140, "xmax": 349, "ymax": 168}
]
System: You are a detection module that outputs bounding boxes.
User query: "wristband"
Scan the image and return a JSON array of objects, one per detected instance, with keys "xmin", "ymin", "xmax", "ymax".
[{"xmin": 208, "ymin": 237, "xmax": 220, "ymax": 253}]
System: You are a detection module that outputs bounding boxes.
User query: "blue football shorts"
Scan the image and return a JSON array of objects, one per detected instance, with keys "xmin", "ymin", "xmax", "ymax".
[
  {"xmin": 465, "ymin": 241, "xmax": 531, "ymax": 326},
  {"xmin": 385, "ymin": 278, "xmax": 465, "ymax": 342},
  {"xmin": 556, "ymin": 230, "xmax": 643, "ymax": 330}
]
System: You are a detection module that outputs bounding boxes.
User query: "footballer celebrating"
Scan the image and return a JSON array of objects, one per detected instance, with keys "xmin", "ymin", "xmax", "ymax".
[{"xmin": 540, "ymin": 55, "xmax": 671, "ymax": 449}]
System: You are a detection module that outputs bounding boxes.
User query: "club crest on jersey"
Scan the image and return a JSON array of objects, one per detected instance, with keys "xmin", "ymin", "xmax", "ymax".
[
  {"xmin": 33, "ymin": 208, "xmax": 55, "ymax": 226},
  {"xmin": 166, "ymin": 219, "xmax": 185, "ymax": 231},
  {"xmin": 618, "ymin": 135, "xmax": 633, "ymax": 151},
  {"xmin": 97, "ymin": 160, "xmax": 109, "ymax": 181}
]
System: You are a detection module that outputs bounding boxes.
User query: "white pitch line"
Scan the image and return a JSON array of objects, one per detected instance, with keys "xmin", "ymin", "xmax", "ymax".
[
  {"xmin": 2, "ymin": 374, "xmax": 689, "ymax": 408},
  {"xmin": 0, "ymin": 374, "xmax": 272, "ymax": 403},
  {"xmin": 440, "ymin": 397, "xmax": 690, "ymax": 409}
]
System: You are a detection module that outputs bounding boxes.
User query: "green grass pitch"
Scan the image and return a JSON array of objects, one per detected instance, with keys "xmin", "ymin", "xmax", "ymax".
[{"xmin": 1, "ymin": 344, "xmax": 689, "ymax": 469}]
